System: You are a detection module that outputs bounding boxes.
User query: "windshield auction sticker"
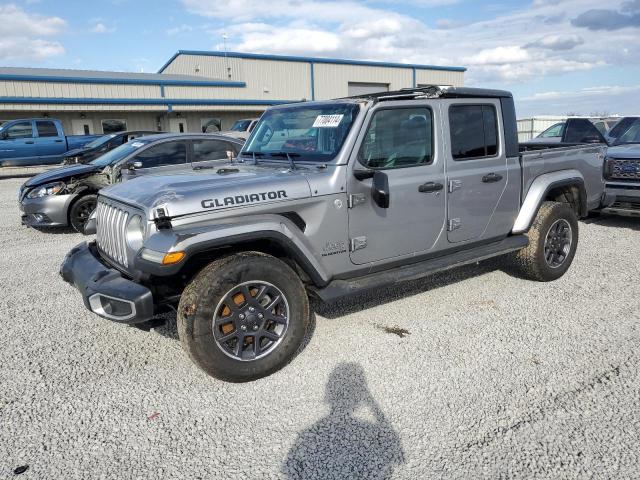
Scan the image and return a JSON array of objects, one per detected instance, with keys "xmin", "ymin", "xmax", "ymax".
[{"xmin": 312, "ymin": 114, "xmax": 344, "ymax": 128}]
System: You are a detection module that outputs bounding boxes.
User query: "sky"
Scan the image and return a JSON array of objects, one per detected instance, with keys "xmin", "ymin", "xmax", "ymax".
[{"xmin": 0, "ymin": 0, "xmax": 639, "ymax": 117}]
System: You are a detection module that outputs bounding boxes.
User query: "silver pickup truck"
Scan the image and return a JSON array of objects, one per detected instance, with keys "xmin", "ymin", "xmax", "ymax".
[{"xmin": 61, "ymin": 86, "xmax": 610, "ymax": 382}]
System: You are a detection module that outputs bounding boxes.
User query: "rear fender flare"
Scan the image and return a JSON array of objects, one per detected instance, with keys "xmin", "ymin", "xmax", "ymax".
[{"xmin": 512, "ymin": 170, "xmax": 586, "ymax": 234}]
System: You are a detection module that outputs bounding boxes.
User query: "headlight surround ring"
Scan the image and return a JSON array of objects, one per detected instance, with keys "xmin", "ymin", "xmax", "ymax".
[{"xmin": 125, "ymin": 214, "xmax": 145, "ymax": 251}]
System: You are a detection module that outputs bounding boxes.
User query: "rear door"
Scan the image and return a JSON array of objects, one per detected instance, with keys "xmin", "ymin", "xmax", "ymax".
[
  {"xmin": 120, "ymin": 140, "xmax": 188, "ymax": 181},
  {"xmin": 191, "ymin": 138, "xmax": 239, "ymax": 169},
  {"xmin": 444, "ymin": 101, "xmax": 508, "ymax": 243},
  {"xmin": 0, "ymin": 121, "xmax": 36, "ymax": 165},
  {"xmin": 35, "ymin": 120, "xmax": 65, "ymax": 161}
]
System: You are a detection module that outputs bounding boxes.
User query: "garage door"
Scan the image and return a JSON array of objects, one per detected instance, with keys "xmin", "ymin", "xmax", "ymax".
[{"xmin": 348, "ymin": 82, "xmax": 389, "ymax": 96}]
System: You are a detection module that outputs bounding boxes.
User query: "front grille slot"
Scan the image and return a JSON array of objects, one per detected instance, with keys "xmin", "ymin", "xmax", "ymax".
[
  {"xmin": 96, "ymin": 201, "xmax": 130, "ymax": 267},
  {"xmin": 610, "ymin": 158, "xmax": 640, "ymax": 181}
]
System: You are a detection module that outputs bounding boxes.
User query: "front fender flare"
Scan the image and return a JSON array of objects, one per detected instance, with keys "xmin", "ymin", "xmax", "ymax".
[
  {"xmin": 135, "ymin": 215, "xmax": 331, "ymax": 287},
  {"xmin": 512, "ymin": 170, "xmax": 586, "ymax": 234}
]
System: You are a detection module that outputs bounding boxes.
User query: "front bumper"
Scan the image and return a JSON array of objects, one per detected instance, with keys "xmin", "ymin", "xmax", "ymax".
[
  {"xmin": 602, "ymin": 183, "xmax": 640, "ymax": 217},
  {"xmin": 60, "ymin": 242, "xmax": 154, "ymax": 324},
  {"xmin": 20, "ymin": 193, "xmax": 77, "ymax": 227}
]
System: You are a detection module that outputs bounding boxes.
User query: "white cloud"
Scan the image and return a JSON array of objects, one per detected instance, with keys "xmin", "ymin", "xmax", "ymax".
[
  {"xmin": 90, "ymin": 21, "xmax": 116, "ymax": 33},
  {"xmin": 0, "ymin": 4, "xmax": 65, "ymax": 60},
  {"xmin": 166, "ymin": 24, "xmax": 194, "ymax": 36},
  {"xmin": 465, "ymin": 46, "xmax": 531, "ymax": 66}
]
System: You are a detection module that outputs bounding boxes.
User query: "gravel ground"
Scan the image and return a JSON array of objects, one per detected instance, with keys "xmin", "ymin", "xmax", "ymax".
[{"xmin": 1, "ymin": 176, "xmax": 639, "ymax": 479}]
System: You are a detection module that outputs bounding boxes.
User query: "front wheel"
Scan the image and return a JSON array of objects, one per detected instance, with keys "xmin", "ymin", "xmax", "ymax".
[
  {"xmin": 507, "ymin": 201, "xmax": 579, "ymax": 281},
  {"xmin": 69, "ymin": 194, "xmax": 97, "ymax": 234},
  {"xmin": 177, "ymin": 252, "xmax": 310, "ymax": 382}
]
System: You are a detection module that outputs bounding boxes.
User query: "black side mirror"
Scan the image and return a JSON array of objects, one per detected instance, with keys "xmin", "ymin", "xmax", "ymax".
[{"xmin": 372, "ymin": 170, "xmax": 390, "ymax": 209}]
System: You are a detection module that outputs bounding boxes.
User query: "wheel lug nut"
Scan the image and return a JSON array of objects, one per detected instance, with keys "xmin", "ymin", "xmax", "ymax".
[
  {"xmin": 253, "ymin": 325, "xmax": 258, "ymax": 331},
  {"xmin": 240, "ymin": 325, "xmax": 247, "ymax": 331},
  {"xmin": 258, "ymin": 313, "xmax": 263, "ymax": 319},
  {"xmin": 239, "ymin": 314, "xmax": 245, "ymax": 320},
  {"xmin": 249, "ymin": 307, "xmax": 255, "ymax": 312}
]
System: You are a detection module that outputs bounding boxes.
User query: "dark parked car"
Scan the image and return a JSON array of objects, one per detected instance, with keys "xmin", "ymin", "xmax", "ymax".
[
  {"xmin": 62, "ymin": 130, "xmax": 161, "ymax": 165},
  {"xmin": 19, "ymin": 133, "xmax": 243, "ymax": 233}
]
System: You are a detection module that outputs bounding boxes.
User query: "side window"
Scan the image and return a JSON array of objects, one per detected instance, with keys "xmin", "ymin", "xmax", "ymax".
[
  {"xmin": 192, "ymin": 139, "xmax": 232, "ymax": 162},
  {"xmin": 449, "ymin": 105, "xmax": 499, "ymax": 160},
  {"xmin": 358, "ymin": 108, "xmax": 433, "ymax": 169},
  {"xmin": 540, "ymin": 123, "xmax": 564, "ymax": 138},
  {"xmin": 5, "ymin": 121, "xmax": 33, "ymax": 139},
  {"xmin": 36, "ymin": 121, "xmax": 58, "ymax": 137},
  {"xmin": 134, "ymin": 141, "xmax": 186, "ymax": 168}
]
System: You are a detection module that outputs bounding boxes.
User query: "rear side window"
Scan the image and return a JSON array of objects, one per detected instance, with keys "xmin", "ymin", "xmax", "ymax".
[
  {"xmin": 135, "ymin": 141, "xmax": 187, "ymax": 168},
  {"xmin": 449, "ymin": 105, "xmax": 499, "ymax": 160},
  {"xmin": 192, "ymin": 139, "xmax": 233, "ymax": 163},
  {"xmin": 36, "ymin": 121, "xmax": 58, "ymax": 137},
  {"xmin": 358, "ymin": 108, "xmax": 433, "ymax": 169}
]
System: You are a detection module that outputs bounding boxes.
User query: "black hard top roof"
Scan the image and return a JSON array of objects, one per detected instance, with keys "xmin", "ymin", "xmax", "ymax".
[{"xmin": 345, "ymin": 85, "xmax": 513, "ymax": 102}]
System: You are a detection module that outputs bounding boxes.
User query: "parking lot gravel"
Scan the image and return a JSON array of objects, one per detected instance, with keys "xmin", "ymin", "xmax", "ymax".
[{"xmin": 1, "ymin": 176, "xmax": 639, "ymax": 479}]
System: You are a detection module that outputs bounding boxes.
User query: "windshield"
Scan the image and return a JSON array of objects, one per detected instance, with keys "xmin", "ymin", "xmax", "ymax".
[
  {"xmin": 84, "ymin": 134, "xmax": 117, "ymax": 149},
  {"xmin": 230, "ymin": 120, "xmax": 251, "ymax": 132},
  {"xmin": 613, "ymin": 118, "xmax": 640, "ymax": 145},
  {"xmin": 89, "ymin": 139, "xmax": 149, "ymax": 167},
  {"xmin": 243, "ymin": 103, "xmax": 360, "ymax": 162}
]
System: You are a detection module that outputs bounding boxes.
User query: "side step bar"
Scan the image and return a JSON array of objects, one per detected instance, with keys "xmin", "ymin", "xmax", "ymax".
[{"xmin": 311, "ymin": 235, "xmax": 528, "ymax": 302}]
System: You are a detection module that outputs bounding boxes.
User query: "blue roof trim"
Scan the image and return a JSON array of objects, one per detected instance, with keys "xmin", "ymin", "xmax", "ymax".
[
  {"xmin": 0, "ymin": 96, "xmax": 292, "ymax": 106},
  {"xmin": 158, "ymin": 50, "xmax": 467, "ymax": 73},
  {"xmin": 0, "ymin": 73, "xmax": 246, "ymax": 88}
]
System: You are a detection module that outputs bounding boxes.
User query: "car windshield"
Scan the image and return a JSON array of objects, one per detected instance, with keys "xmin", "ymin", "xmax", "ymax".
[
  {"xmin": 230, "ymin": 120, "xmax": 251, "ymax": 132},
  {"xmin": 89, "ymin": 139, "xmax": 150, "ymax": 167},
  {"xmin": 84, "ymin": 134, "xmax": 117, "ymax": 149},
  {"xmin": 613, "ymin": 118, "xmax": 640, "ymax": 145},
  {"xmin": 242, "ymin": 103, "xmax": 360, "ymax": 161}
]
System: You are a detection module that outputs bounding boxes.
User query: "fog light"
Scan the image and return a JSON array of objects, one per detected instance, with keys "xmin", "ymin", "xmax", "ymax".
[{"xmin": 88, "ymin": 293, "xmax": 136, "ymax": 320}]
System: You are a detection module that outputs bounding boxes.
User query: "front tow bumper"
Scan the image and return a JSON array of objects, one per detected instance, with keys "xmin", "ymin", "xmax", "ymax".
[{"xmin": 60, "ymin": 242, "xmax": 154, "ymax": 324}]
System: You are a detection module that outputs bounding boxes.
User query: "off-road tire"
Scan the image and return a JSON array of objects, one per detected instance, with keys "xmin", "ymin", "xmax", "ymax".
[
  {"xmin": 507, "ymin": 201, "xmax": 578, "ymax": 282},
  {"xmin": 177, "ymin": 252, "xmax": 310, "ymax": 382},
  {"xmin": 69, "ymin": 194, "xmax": 97, "ymax": 234}
]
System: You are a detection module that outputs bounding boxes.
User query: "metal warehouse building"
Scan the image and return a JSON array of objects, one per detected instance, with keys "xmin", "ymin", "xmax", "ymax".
[{"xmin": 0, "ymin": 50, "xmax": 466, "ymax": 135}]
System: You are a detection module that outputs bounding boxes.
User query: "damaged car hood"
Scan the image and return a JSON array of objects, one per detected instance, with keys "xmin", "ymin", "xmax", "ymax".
[
  {"xmin": 24, "ymin": 164, "xmax": 100, "ymax": 187},
  {"xmin": 102, "ymin": 164, "xmax": 313, "ymax": 218}
]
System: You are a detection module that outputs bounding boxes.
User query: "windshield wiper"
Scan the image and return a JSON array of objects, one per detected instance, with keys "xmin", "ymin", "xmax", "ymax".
[
  {"xmin": 268, "ymin": 152, "xmax": 301, "ymax": 170},
  {"xmin": 241, "ymin": 150, "xmax": 266, "ymax": 165}
]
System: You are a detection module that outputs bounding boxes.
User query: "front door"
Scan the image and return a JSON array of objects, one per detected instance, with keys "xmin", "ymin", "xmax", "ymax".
[
  {"xmin": 348, "ymin": 103, "xmax": 446, "ymax": 265},
  {"xmin": 35, "ymin": 120, "xmax": 65, "ymax": 161},
  {"xmin": 0, "ymin": 121, "xmax": 36, "ymax": 165},
  {"xmin": 444, "ymin": 101, "xmax": 508, "ymax": 243},
  {"xmin": 119, "ymin": 140, "xmax": 188, "ymax": 181},
  {"xmin": 72, "ymin": 119, "xmax": 94, "ymax": 135},
  {"xmin": 169, "ymin": 118, "xmax": 187, "ymax": 133}
]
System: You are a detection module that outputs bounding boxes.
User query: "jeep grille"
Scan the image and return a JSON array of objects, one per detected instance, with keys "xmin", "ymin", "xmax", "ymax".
[
  {"xmin": 609, "ymin": 158, "xmax": 640, "ymax": 181},
  {"xmin": 96, "ymin": 200, "xmax": 131, "ymax": 267}
]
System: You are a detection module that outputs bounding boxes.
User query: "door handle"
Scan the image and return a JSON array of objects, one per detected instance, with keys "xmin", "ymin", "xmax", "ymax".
[
  {"xmin": 25, "ymin": 141, "xmax": 34, "ymax": 144},
  {"xmin": 54, "ymin": 139, "xmax": 63, "ymax": 143},
  {"xmin": 418, "ymin": 181, "xmax": 444, "ymax": 193},
  {"xmin": 482, "ymin": 173, "xmax": 503, "ymax": 183}
]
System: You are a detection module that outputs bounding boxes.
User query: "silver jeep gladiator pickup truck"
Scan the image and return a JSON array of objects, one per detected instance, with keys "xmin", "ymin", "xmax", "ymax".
[{"xmin": 60, "ymin": 86, "xmax": 609, "ymax": 382}]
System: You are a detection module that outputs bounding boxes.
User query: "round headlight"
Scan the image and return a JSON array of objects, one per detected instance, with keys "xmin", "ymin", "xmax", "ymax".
[{"xmin": 125, "ymin": 215, "xmax": 144, "ymax": 251}]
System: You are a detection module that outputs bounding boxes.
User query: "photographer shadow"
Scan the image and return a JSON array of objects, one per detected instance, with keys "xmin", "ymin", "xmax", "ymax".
[{"xmin": 282, "ymin": 362, "xmax": 404, "ymax": 480}]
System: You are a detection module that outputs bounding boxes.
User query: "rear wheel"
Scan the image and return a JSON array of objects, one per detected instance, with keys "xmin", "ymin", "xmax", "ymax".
[
  {"xmin": 69, "ymin": 194, "xmax": 97, "ymax": 234},
  {"xmin": 177, "ymin": 252, "xmax": 309, "ymax": 382},
  {"xmin": 508, "ymin": 201, "xmax": 578, "ymax": 281}
]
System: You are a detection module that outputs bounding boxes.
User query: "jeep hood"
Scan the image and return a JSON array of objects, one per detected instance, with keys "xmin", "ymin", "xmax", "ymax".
[
  {"xmin": 24, "ymin": 163, "xmax": 100, "ymax": 187},
  {"xmin": 102, "ymin": 165, "xmax": 313, "ymax": 218},
  {"xmin": 607, "ymin": 144, "xmax": 640, "ymax": 159}
]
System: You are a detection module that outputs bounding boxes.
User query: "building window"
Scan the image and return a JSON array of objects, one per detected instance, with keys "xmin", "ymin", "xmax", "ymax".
[
  {"xmin": 449, "ymin": 105, "xmax": 498, "ymax": 160},
  {"xmin": 201, "ymin": 118, "xmax": 222, "ymax": 133},
  {"xmin": 101, "ymin": 119, "xmax": 127, "ymax": 134},
  {"xmin": 347, "ymin": 82, "xmax": 389, "ymax": 97},
  {"xmin": 36, "ymin": 120, "xmax": 58, "ymax": 137}
]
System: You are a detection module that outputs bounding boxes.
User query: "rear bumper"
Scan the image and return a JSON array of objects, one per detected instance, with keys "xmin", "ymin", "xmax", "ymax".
[
  {"xmin": 60, "ymin": 242, "xmax": 154, "ymax": 324},
  {"xmin": 20, "ymin": 193, "xmax": 76, "ymax": 227}
]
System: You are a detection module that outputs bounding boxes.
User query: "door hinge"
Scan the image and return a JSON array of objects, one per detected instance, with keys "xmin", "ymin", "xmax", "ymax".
[
  {"xmin": 348, "ymin": 193, "xmax": 367, "ymax": 208},
  {"xmin": 350, "ymin": 236, "xmax": 367, "ymax": 252},
  {"xmin": 449, "ymin": 180, "xmax": 462, "ymax": 193},
  {"xmin": 448, "ymin": 218, "xmax": 461, "ymax": 231}
]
